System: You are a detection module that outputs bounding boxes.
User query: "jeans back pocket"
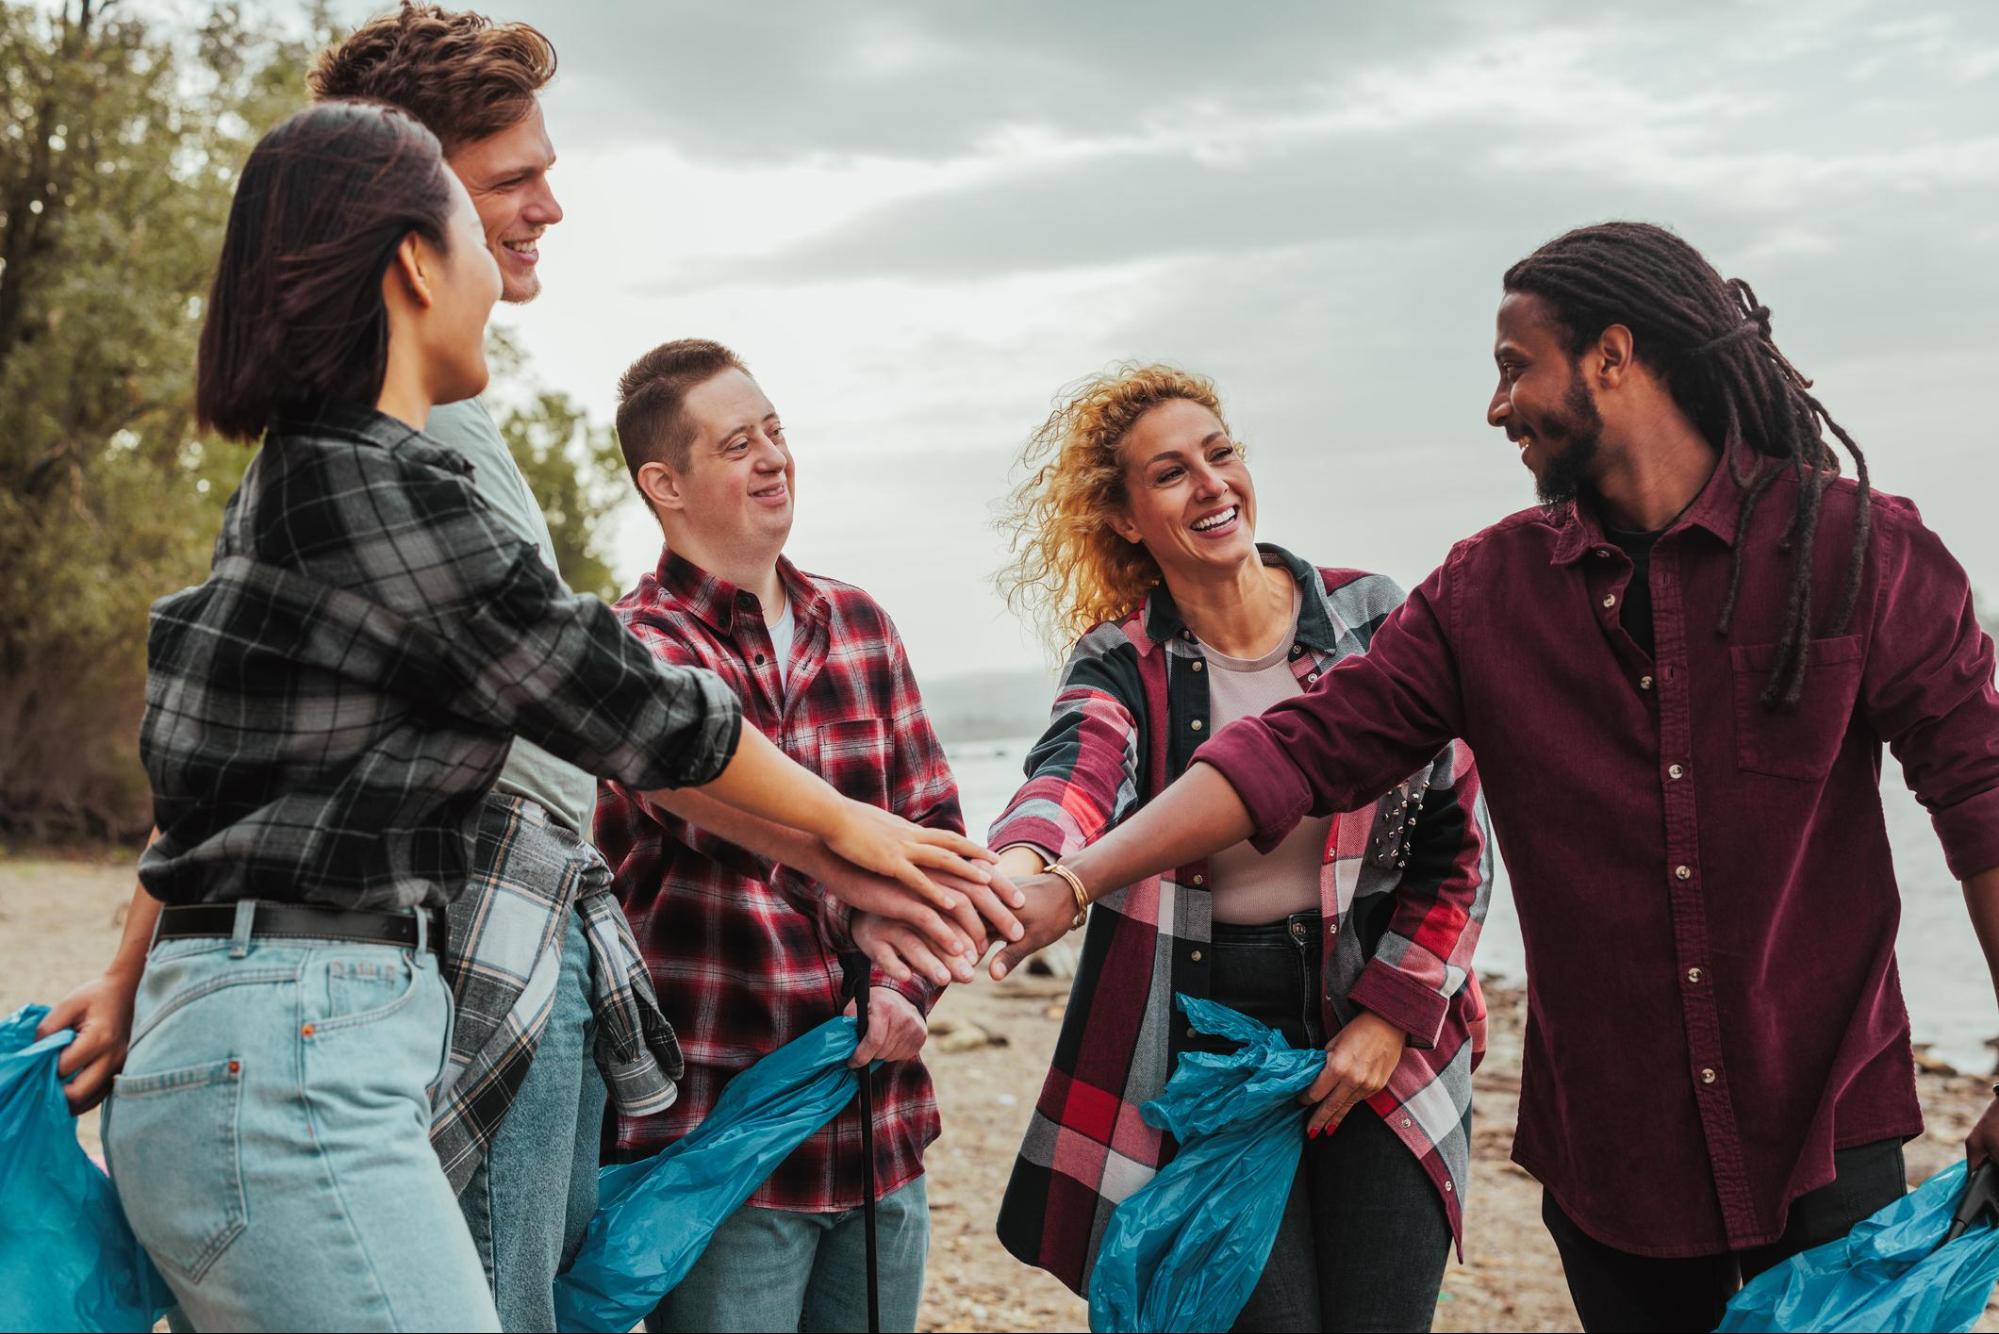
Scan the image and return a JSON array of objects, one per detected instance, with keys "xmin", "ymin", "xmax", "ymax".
[{"xmin": 105, "ymin": 1057, "xmax": 247, "ymax": 1282}]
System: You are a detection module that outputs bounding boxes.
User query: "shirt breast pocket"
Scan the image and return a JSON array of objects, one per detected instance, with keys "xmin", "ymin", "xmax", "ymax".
[
  {"xmin": 1730, "ymin": 634, "xmax": 1864, "ymax": 781},
  {"xmin": 816, "ymin": 718, "xmax": 894, "ymax": 810}
]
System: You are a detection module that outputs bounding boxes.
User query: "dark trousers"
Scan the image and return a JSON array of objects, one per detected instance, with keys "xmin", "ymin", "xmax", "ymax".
[
  {"xmin": 1542, "ymin": 1137, "xmax": 1907, "ymax": 1334},
  {"xmin": 1204, "ymin": 913, "xmax": 1452, "ymax": 1334}
]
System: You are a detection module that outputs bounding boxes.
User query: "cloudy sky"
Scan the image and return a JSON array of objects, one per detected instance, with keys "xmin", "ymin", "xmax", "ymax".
[{"xmin": 333, "ymin": 0, "xmax": 1999, "ymax": 682}]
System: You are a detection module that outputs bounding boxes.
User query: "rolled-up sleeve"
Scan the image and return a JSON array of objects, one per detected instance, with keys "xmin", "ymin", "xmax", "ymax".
[
  {"xmin": 989, "ymin": 626, "xmax": 1146, "ymax": 860},
  {"xmin": 1346, "ymin": 741, "xmax": 1491, "ymax": 1048},
  {"xmin": 1863, "ymin": 499, "xmax": 1999, "ymax": 880},
  {"xmin": 1198, "ymin": 553, "xmax": 1470, "ymax": 854}
]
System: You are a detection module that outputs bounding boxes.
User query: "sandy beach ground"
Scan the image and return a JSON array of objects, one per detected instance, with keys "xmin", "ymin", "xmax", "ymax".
[{"xmin": 4, "ymin": 851, "xmax": 1995, "ymax": 1333}]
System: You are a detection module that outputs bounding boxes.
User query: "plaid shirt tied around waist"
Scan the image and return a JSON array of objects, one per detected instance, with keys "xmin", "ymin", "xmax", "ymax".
[
  {"xmin": 431, "ymin": 793, "xmax": 682, "ymax": 1192},
  {"xmin": 136, "ymin": 402, "xmax": 742, "ymax": 911},
  {"xmin": 598, "ymin": 550, "xmax": 956, "ymax": 1212},
  {"xmin": 991, "ymin": 544, "xmax": 1492, "ymax": 1295}
]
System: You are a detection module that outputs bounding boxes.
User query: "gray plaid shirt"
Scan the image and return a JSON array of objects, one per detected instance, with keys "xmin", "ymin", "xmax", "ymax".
[{"xmin": 138, "ymin": 401, "xmax": 742, "ymax": 910}]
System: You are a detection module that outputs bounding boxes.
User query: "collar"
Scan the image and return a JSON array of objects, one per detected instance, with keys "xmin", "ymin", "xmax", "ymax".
[
  {"xmin": 1141, "ymin": 543, "xmax": 1339, "ymax": 655},
  {"xmin": 654, "ymin": 547, "xmax": 824, "ymax": 636},
  {"xmin": 1549, "ymin": 453, "xmax": 1743, "ymax": 566},
  {"xmin": 269, "ymin": 399, "xmax": 470, "ymax": 475}
]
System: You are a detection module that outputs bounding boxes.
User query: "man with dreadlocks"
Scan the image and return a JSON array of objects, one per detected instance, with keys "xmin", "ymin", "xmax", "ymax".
[{"xmin": 987, "ymin": 221, "xmax": 1999, "ymax": 1332}]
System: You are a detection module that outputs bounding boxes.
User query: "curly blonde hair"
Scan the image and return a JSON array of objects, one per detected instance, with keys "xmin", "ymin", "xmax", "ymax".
[{"xmin": 997, "ymin": 362, "xmax": 1237, "ymax": 651}]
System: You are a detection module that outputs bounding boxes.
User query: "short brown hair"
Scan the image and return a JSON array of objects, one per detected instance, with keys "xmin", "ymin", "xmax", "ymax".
[
  {"xmin": 615, "ymin": 340, "xmax": 751, "ymax": 480},
  {"xmin": 197, "ymin": 103, "xmax": 455, "ymax": 442},
  {"xmin": 308, "ymin": 4, "xmax": 556, "ymax": 155}
]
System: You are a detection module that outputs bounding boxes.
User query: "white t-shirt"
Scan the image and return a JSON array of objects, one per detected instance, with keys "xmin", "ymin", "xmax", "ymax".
[{"xmin": 769, "ymin": 597, "xmax": 796, "ymax": 693}]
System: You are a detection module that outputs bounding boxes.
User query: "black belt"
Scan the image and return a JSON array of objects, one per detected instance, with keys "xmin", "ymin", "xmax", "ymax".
[{"xmin": 154, "ymin": 901, "xmax": 440, "ymax": 955}]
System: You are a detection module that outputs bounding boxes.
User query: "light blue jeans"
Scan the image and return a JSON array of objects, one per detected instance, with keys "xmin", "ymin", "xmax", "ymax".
[
  {"xmin": 645, "ymin": 1175, "xmax": 930, "ymax": 1334},
  {"xmin": 457, "ymin": 906, "xmax": 606, "ymax": 1331},
  {"xmin": 103, "ymin": 907, "xmax": 500, "ymax": 1332}
]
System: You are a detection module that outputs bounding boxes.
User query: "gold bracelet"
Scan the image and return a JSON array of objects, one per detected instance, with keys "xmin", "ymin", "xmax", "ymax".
[{"xmin": 1044, "ymin": 861, "xmax": 1090, "ymax": 930}]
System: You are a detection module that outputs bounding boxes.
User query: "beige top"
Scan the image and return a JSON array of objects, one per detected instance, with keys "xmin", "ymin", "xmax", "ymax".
[{"xmin": 1198, "ymin": 588, "xmax": 1332, "ymax": 924}]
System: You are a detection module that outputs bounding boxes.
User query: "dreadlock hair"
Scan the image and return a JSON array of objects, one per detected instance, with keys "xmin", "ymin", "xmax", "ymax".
[{"xmin": 1503, "ymin": 221, "xmax": 1871, "ymax": 710}]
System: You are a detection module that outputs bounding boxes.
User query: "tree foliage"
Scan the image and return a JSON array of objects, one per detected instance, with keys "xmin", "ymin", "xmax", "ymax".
[
  {"xmin": 0, "ymin": 1, "xmax": 330, "ymax": 840},
  {"xmin": 486, "ymin": 327, "xmax": 631, "ymax": 603},
  {"xmin": 0, "ymin": 2, "xmax": 631, "ymax": 841}
]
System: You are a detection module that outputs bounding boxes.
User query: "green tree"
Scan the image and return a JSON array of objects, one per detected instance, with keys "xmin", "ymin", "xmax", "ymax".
[
  {"xmin": 486, "ymin": 328, "xmax": 633, "ymax": 602},
  {"xmin": 0, "ymin": 1, "xmax": 330, "ymax": 840}
]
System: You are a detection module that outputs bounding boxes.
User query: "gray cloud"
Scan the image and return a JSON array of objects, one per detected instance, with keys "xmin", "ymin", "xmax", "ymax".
[{"xmin": 317, "ymin": 0, "xmax": 1999, "ymax": 669}]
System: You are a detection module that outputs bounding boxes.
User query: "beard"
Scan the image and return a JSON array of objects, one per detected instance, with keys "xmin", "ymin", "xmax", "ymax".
[{"xmin": 1533, "ymin": 374, "xmax": 1605, "ymax": 507}]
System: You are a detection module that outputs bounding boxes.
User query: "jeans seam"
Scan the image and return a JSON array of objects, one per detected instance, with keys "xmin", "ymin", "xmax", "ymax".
[
  {"xmin": 297, "ymin": 1021, "xmax": 415, "ymax": 1329},
  {"xmin": 130, "ymin": 966, "xmax": 299, "ymax": 1047}
]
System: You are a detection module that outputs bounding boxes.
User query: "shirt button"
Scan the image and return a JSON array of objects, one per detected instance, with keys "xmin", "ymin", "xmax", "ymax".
[
  {"xmin": 1190, "ymin": 660, "xmax": 1204, "ymax": 673},
  {"xmin": 1675, "ymin": 864, "xmax": 1692, "ymax": 880},
  {"xmin": 1602, "ymin": 594, "xmax": 1617, "ymax": 609},
  {"xmin": 1640, "ymin": 675, "xmax": 1654, "ymax": 690},
  {"xmin": 1307, "ymin": 671, "xmax": 1320, "ymax": 683},
  {"xmin": 1191, "ymin": 719, "xmax": 1204, "ymax": 731},
  {"xmin": 1668, "ymin": 763, "xmax": 1684, "ymax": 780},
  {"xmin": 1443, "ymin": 1180, "xmax": 1454, "ymax": 1192},
  {"xmin": 1192, "ymin": 874, "xmax": 1205, "ymax": 886},
  {"xmin": 1401, "ymin": 1116, "xmax": 1412, "ymax": 1128},
  {"xmin": 1687, "ymin": 967, "xmax": 1703, "ymax": 984},
  {"xmin": 1187, "ymin": 1027, "xmax": 1199, "ymax": 1040},
  {"xmin": 1190, "ymin": 950, "xmax": 1203, "ymax": 962},
  {"xmin": 1595, "ymin": 548, "xmax": 1611, "ymax": 558},
  {"xmin": 1700, "ymin": 1068, "xmax": 1717, "ymax": 1084}
]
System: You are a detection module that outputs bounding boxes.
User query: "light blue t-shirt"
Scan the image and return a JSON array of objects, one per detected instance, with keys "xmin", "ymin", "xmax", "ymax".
[{"xmin": 425, "ymin": 397, "xmax": 598, "ymax": 835}]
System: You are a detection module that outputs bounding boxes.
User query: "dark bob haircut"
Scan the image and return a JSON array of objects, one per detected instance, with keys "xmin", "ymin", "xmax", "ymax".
[{"xmin": 196, "ymin": 100, "xmax": 455, "ymax": 443}]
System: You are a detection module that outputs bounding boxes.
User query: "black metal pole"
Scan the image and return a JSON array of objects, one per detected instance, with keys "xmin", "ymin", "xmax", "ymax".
[
  {"xmin": 1944, "ymin": 1159, "xmax": 1998, "ymax": 1247},
  {"xmin": 843, "ymin": 954, "xmax": 882, "ymax": 1334}
]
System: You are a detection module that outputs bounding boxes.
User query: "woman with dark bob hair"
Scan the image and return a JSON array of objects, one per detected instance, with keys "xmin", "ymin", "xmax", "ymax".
[
  {"xmin": 100, "ymin": 101, "xmax": 998, "ymax": 1332},
  {"xmin": 986, "ymin": 364, "xmax": 1492, "ymax": 1331}
]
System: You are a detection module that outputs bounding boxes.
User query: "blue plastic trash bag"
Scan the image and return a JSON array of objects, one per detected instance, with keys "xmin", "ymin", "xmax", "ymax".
[
  {"xmin": 1088, "ymin": 994, "xmax": 1327, "ymax": 1333},
  {"xmin": 554, "ymin": 1014, "xmax": 863, "ymax": 1333},
  {"xmin": 1717, "ymin": 1159, "xmax": 1999, "ymax": 1333},
  {"xmin": 0, "ymin": 1004, "xmax": 175, "ymax": 1332}
]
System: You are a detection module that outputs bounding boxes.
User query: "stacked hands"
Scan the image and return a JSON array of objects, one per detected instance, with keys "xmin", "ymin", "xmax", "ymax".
[
  {"xmin": 40, "ymin": 795, "xmax": 1410, "ymax": 1130},
  {"xmin": 835, "ymin": 835, "xmax": 1409, "ymax": 1132}
]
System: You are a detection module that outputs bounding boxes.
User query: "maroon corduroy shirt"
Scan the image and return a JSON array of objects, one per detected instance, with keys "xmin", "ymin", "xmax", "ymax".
[{"xmin": 1198, "ymin": 457, "xmax": 1999, "ymax": 1257}]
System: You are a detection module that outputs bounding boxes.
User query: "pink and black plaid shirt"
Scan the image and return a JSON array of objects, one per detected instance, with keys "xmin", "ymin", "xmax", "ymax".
[{"xmin": 597, "ymin": 549, "xmax": 953, "ymax": 1212}]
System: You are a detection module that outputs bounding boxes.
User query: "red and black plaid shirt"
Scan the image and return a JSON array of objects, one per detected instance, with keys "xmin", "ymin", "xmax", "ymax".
[{"xmin": 597, "ymin": 548, "xmax": 953, "ymax": 1211}]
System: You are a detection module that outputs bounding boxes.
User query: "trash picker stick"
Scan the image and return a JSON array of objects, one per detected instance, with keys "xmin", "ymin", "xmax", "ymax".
[{"xmin": 842, "ymin": 953, "xmax": 882, "ymax": 1334}]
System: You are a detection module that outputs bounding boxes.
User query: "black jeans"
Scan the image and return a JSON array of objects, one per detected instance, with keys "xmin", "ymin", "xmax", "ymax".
[
  {"xmin": 1542, "ymin": 1136, "xmax": 1907, "ymax": 1334},
  {"xmin": 1203, "ymin": 913, "xmax": 1452, "ymax": 1334}
]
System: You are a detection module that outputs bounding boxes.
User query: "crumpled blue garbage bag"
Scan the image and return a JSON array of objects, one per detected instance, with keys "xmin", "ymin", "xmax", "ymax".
[
  {"xmin": 1089, "ymin": 994, "xmax": 1327, "ymax": 1333},
  {"xmin": 0, "ymin": 1004, "xmax": 175, "ymax": 1332},
  {"xmin": 554, "ymin": 1014, "xmax": 863, "ymax": 1333},
  {"xmin": 1717, "ymin": 1159, "xmax": 1999, "ymax": 1333}
]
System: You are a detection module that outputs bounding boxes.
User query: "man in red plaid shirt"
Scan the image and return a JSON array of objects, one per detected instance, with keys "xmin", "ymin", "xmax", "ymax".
[{"xmin": 597, "ymin": 338, "xmax": 973, "ymax": 1333}]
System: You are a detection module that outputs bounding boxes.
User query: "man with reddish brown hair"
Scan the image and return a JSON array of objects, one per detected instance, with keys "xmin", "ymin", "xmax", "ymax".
[
  {"xmin": 310, "ymin": 11, "xmax": 631, "ymax": 1331},
  {"xmin": 303, "ymin": 17, "xmax": 1005, "ymax": 1331}
]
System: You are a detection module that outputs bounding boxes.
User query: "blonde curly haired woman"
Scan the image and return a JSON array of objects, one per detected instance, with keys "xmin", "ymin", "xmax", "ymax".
[{"xmin": 986, "ymin": 364, "xmax": 1491, "ymax": 1332}]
